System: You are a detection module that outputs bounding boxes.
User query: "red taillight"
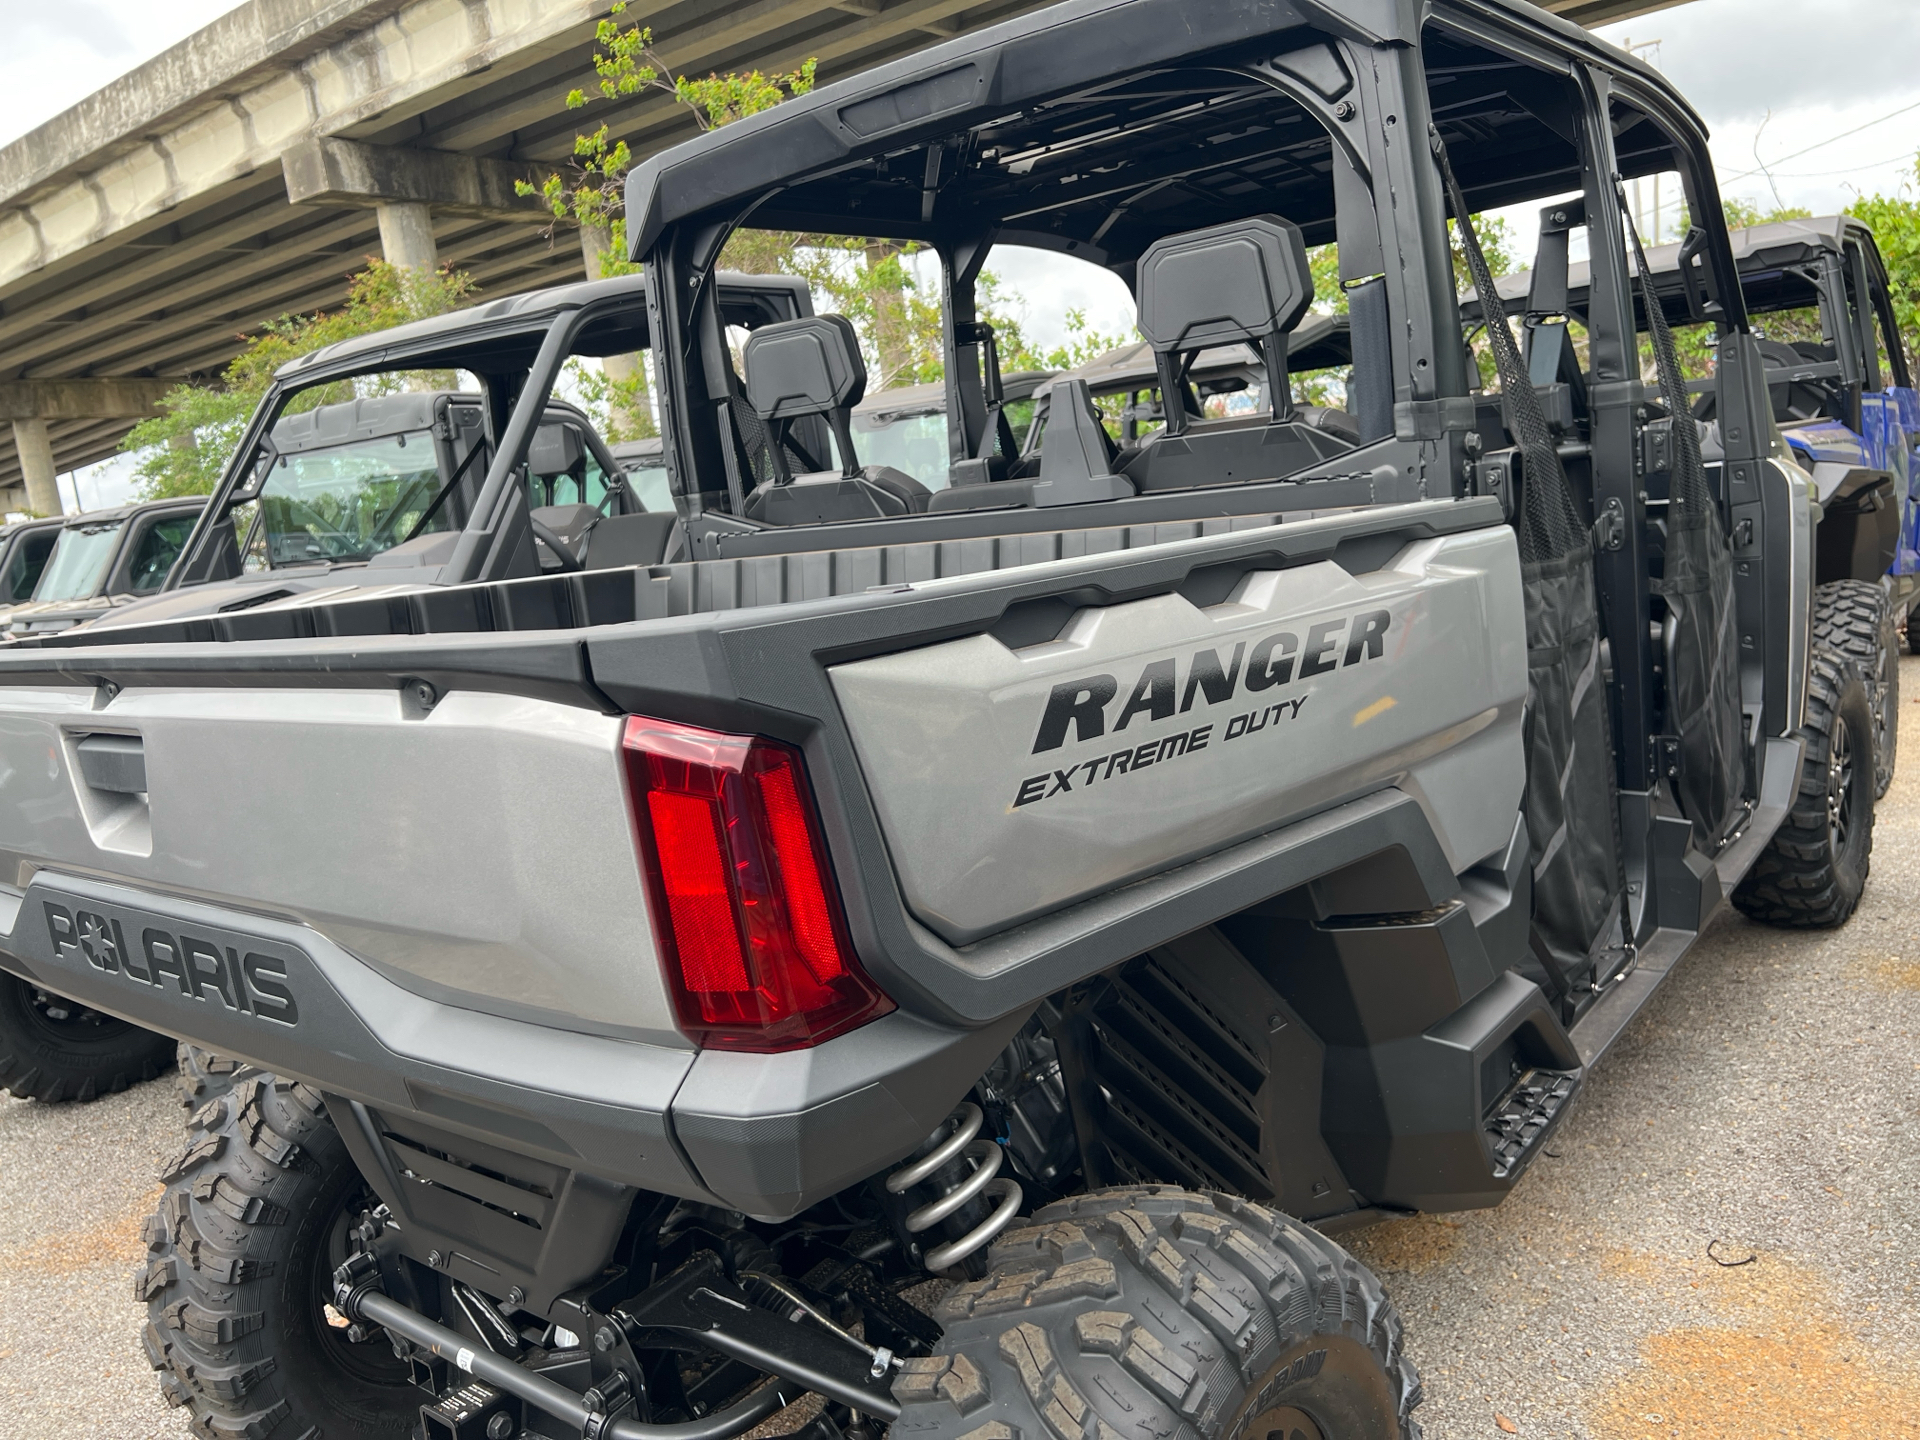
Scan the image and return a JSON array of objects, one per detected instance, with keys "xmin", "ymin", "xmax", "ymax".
[{"xmin": 622, "ymin": 717, "xmax": 893, "ymax": 1052}]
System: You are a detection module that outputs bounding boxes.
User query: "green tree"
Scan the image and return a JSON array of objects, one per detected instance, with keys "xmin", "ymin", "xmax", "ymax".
[
  {"xmin": 1849, "ymin": 155, "xmax": 1920, "ymax": 367},
  {"xmin": 1307, "ymin": 214, "xmax": 1517, "ymax": 392},
  {"xmin": 122, "ymin": 259, "xmax": 476, "ymax": 501},
  {"xmin": 523, "ymin": 2, "xmax": 818, "ymax": 438},
  {"xmin": 1724, "ymin": 198, "xmax": 1811, "ymax": 229}
]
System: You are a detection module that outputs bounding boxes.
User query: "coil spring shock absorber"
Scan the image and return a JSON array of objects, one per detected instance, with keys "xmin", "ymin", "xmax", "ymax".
[{"xmin": 887, "ymin": 1102, "xmax": 1023, "ymax": 1272}]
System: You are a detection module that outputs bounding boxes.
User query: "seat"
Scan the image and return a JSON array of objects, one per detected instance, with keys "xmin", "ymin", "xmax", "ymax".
[
  {"xmin": 582, "ymin": 512, "xmax": 681, "ymax": 568},
  {"xmin": 928, "ymin": 375, "xmax": 1135, "ymax": 511},
  {"xmin": 1121, "ymin": 215, "xmax": 1356, "ymax": 492},
  {"xmin": 1756, "ymin": 337, "xmax": 1839, "ymax": 424},
  {"xmin": 738, "ymin": 315, "xmax": 931, "ymax": 525}
]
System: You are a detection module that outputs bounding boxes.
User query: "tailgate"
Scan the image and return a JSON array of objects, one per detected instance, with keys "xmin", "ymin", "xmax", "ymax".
[
  {"xmin": 830, "ymin": 525, "xmax": 1526, "ymax": 944},
  {"xmin": 0, "ymin": 497, "xmax": 1525, "ymax": 1027}
]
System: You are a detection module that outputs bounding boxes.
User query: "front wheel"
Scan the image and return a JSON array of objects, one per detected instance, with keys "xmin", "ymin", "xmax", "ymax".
[
  {"xmin": 0, "ymin": 975, "xmax": 175, "ymax": 1102},
  {"xmin": 894, "ymin": 1186, "xmax": 1422, "ymax": 1440},
  {"xmin": 1732, "ymin": 651, "xmax": 1875, "ymax": 928},
  {"xmin": 1813, "ymin": 580, "xmax": 1899, "ymax": 798},
  {"xmin": 138, "ymin": 1075, "xmax": 419, "ymax": 1438}
]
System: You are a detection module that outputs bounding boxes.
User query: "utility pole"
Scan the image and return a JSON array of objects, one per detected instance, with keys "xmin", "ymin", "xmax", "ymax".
[{"xmin": 1621, "ymin": 38, "xmax": 1665, "ymax": 244}]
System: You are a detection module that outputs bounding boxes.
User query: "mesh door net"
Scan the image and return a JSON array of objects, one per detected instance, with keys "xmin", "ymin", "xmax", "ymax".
[
  {"xmin": 1437, "ymin": 134, "xmax": 1625, "ymax": 986},
  {"xmin": 1627, "ymin": 210, "xmax": 1748, "ymax": 851}
]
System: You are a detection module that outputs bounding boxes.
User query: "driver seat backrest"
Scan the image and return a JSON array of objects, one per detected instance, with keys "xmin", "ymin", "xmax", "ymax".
[
  {"xmin": 1124, "ymin": 215, "xmax": 1353, "ymax": 492},
  {"xmin": 739, "ymin": 315, "xmax": 930, "ymax": 524},
  {"xmin": 1756, "ymin": 337, "xmax": 1836, "ymax": 424}
]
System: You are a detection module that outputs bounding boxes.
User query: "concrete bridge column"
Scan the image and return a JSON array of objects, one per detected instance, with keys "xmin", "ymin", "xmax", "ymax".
[
  {"xmin": 376, "ymin": 200, "xmax": 438, "ymax": 273},
  {"xmin": 10, "ymin": 419, "xmax": 58, "ymax": 516},
  {"xmin": 581, "ymin": 223, "xmax": 653, "ymax": 439}
]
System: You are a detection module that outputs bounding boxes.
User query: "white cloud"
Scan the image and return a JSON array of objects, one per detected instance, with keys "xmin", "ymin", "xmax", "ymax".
[
  {"xmin": 1595, "ymin": 0, "xmax": 1920, "ymax": 219},
  {"xmin": 0, "ymin": 0, "xmax": 244, "ymax": 148}
]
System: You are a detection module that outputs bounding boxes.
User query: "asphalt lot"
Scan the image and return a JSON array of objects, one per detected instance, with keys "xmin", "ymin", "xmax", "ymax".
[{"xmin": 1, "ymin": 653, "xmax": 1916, "ymax": 1440}]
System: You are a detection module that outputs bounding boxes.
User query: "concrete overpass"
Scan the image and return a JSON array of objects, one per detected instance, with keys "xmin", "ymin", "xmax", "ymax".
[{"xmin": 0, "ymin": 0, "xmax": 1692, "ymax": 514}]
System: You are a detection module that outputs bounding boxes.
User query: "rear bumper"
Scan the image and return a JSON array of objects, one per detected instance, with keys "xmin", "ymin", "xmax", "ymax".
[{"xmin": 0, "ymin": 870, "xmax": 1014, "ymax": 1219}]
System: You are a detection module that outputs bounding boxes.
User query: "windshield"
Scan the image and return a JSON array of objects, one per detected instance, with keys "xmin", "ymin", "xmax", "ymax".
[
  {"xmin": 850, "ymin": 411, "xmax": 950, "ymax": 489},
  {"xmin": 257, "ymin": 431, "xmax": 447, "ymax": 566},
  {"xmin": 32, "ymin": 523, "xmax": 124, "ymax": 603},
  {"xmin": 1, "ymin": 528, "xmax": 55, "ymax": 604},
  {"xmin": 625, "ymin": 461, "xmax": 672, "ymax": 513}
]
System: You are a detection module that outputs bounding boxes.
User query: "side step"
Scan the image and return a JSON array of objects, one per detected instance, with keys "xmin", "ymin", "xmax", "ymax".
[
  {"xmin": 1484, "ymin": 1067, "xmax": 1577, "ymax": 1180},
  {"xmin": 1567, "ymin": 925, "xmax": 1694, "ymax": 1068}
]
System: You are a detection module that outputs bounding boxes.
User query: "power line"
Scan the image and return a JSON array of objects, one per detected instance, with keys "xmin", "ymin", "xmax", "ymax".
[
  {"xmin": 1720, "ymin": 99, "xmax": 1920, "ymax": 184},
  {"xmin": 1742, "ymin": 149, "xmax": 1920, "ymax": 181}
]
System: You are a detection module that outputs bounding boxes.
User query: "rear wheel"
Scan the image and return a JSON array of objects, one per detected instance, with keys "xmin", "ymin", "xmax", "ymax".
[
  {"xmin": 0, "ymin": 975, "xmax": 174, "ymax": 1102},
  {"xmin": 174, "ymin": 1042, "xmax": 261, "ymax": 1119},
  {"xmin": 1732, "ymin": 651, "xmax": 1875, "ymax": 928},
  {"xmin": 894, "ymin": 1186, "xmax": 1422, "ymax": 1440},
  {"xmin": 138, "ymin": 1075, "xmax": 418, "ymax": 1438},
  {"xmin": 1814, "ymin": 579, "xmax": 1899, "ymax": 797}
]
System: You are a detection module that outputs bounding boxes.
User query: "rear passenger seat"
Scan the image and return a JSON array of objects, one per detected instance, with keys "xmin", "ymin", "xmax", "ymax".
[
  {"xmin": 1118, "ymin": 214, "xmax": 1358, "ymax": 491},
  {"xmin": 932, "ymin": 213, "xmax": 1358, "ymax": 511}
]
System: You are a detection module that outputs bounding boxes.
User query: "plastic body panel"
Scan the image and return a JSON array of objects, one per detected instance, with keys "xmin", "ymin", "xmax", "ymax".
[
  {"xmin": 0, "ymin": 871, "xmax": 1024, "ymax": 1222},
  {"xmin": 0, "ymin": 870, "xmax": 709, "ymax": 1198},
  {"xmin": 831, "ymin": 525, "xmax": 1526, "ymax": 943},
  {"xmin": 0, "ymin": 500, "xmax": 1547, "ymax": 1217},
  {"xmin": 0, "ymin": 685, "xmax": 681, "ymax": 1041},
  {"xmin": 0, "ymin": 499, "xmax": 1517, "ymax": 1031}
]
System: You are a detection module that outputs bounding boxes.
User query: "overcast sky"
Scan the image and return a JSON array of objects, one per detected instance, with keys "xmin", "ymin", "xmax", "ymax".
[{"xmin": 3, "ymin": 0, "xmax": 1917, "ymax": 509}]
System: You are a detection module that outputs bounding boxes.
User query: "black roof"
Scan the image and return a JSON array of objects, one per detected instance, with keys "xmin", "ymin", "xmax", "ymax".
[
  {"xmin": 57, "ymin": 497, "xmax": 205, "ymax": 529},
  {"xmin": 277, "ymin": 271, "xmax": 812, "ymax": 384},
  {"xmin": 1479, "ymin": 216, "xmax": 1875, "ymax": 316},
  {"xmin": 626, "ymin": 0, "xmax": 1693, "ymax": 265}
]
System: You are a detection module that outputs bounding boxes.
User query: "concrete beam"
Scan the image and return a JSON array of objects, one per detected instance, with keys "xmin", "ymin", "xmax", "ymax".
[
  {"xmin": 0, "ymin": 378, "xmax": 173, "ymax": 422},
  {"xmin": 429, "ymin": 0, "xmax": 1035, "ymax": 166},
  {"xmin": 0, "ymin": 1, "xmax": 412, "ymax": 209},
  {"xmin": 283, "ymin": 136, "xmax": 553, "ymax": 224},
  {"xmin": 0, "ymin": 0, "xmax": 606, "ymax": 298},
  {"xmin": 4, "ymin": 210, "xmax": 377, "ymax": 379},
  {"xmin": 1547, "ymin": 0, "xmax": 1694, "ymax": 22}
]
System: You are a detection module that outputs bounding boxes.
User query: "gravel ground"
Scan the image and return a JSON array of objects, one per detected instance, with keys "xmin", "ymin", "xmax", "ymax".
[
  {"xmin": 1343, "ymin": 652, "xmax": 1920, "ymax": 1438},
  {"xmin": 1, "ymin": 655, "xmax": 1916, "ymax": 1440}
]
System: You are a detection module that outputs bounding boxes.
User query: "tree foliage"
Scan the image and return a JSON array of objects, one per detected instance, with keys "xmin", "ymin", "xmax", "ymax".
[
  {"xmin": 1849, "ymin": 155, "xmax": 1920, "ymax": 368},
  {"xmin": 122, "ymin": 260, "xmax": 476, "ymax": 501},
  {"xmin": 519, "ymin": 1, "xmax": 817, "ymax": 272},
  {"xmin": 522, "ymin": 2, "xmax": 819, "ymax": 440}
]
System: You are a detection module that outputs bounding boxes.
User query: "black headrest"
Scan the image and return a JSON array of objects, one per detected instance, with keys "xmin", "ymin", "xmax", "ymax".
[
  {"xmin": 742, "ymin": 315, "xmax": 867, "ymax": 420},
  {"xmin": 1137, "ymin": 216, "xmax": 1314, "ymax": 354},
  {"xmin": 528, "ymin": 423, "xmax": 584, "ymax": 475}
]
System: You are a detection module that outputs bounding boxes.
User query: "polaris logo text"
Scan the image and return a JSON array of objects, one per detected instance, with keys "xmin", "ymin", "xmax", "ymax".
[
  {"xmin": 43, "ymin": 902, "xmax": 300, "ymax": 1027},
  {"xmin": 1030, "ymin": 607, "xmax": 1393, "ymax": 754}
]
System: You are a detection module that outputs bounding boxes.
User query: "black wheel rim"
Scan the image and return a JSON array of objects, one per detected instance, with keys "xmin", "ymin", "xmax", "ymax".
[
  {"xmin": 13, "ymin": 977, "xmax": 136, "ymax": 1045},
  {"xmin": 1879, "ymin": 639, "xmax": 1897, "ymax": 768},
  {"xmin": 1252, "ymin": 1408, "xmax": 1327, "ymax": 1440},
  {"xmin": 1827, "ymin": 711, "xmax": 1854, "ymax": 854},
  {"xmin": 310, "ymin": 1185, "xmax": 414, "ymax": 1390}
]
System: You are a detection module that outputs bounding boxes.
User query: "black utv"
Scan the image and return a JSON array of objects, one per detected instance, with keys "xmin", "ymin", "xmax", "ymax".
[{"xmin": 0, "ymin": 1, "xmax": 1877, "ymax": 1438}]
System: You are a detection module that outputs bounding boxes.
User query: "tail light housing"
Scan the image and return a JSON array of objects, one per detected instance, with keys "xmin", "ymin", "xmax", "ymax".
[{"xmin": 622, "ymin": 717, "xmax": 893, "ymax": 1051}]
